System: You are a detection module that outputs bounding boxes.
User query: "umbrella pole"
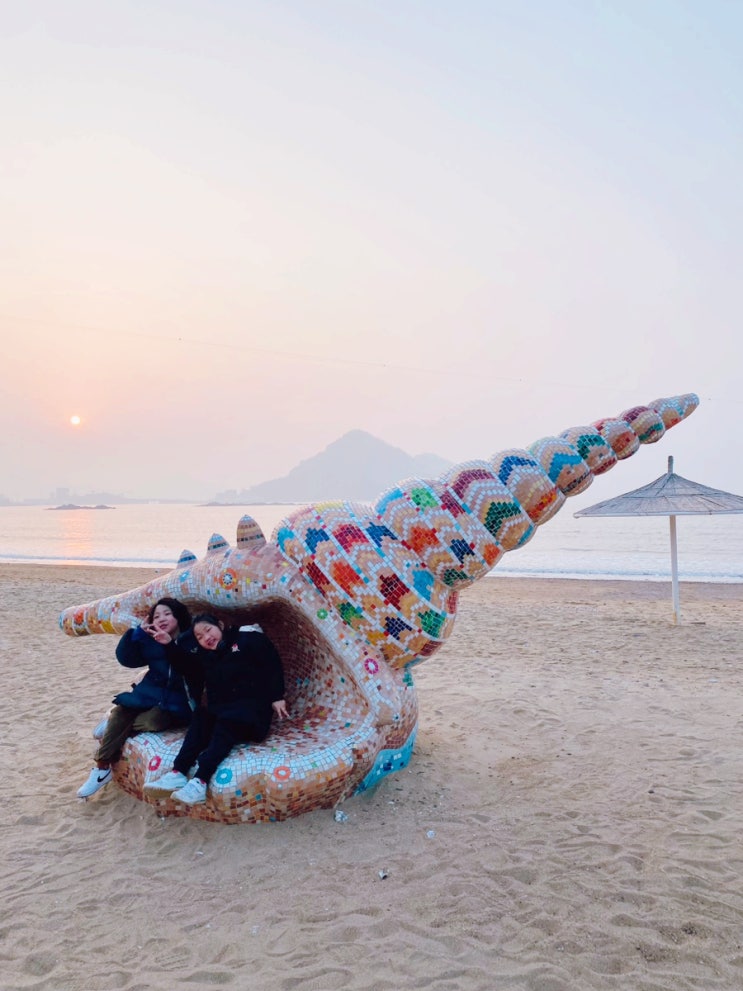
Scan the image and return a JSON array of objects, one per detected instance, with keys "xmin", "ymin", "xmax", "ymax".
[{"xmin": 669, "ymin": 514, "xmax": 680, "ymax": 623}]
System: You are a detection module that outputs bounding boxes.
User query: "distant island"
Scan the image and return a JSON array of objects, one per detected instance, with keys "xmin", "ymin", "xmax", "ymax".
[{"xmin": 48, "ymin": 504, "xmax": 115, "ymax": 511}]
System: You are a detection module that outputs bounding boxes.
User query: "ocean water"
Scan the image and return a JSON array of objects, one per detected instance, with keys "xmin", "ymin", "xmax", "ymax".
[{"xmin": 0, "ymin": 503, "xmax": 742, "ymax": 583}]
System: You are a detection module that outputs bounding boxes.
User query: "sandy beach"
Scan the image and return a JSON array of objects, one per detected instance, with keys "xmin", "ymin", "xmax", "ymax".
[{"xmin": 3, "ymin": 562, "xmax": 743, "ymax": 991}]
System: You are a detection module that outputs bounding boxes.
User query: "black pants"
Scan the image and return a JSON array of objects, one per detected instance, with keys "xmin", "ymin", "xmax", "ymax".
[{"xmin": 173, "ymin": 708, "xmax": 256, "ymax": 784}]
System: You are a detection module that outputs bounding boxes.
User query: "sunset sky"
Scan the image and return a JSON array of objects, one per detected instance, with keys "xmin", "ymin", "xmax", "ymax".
[{"xmin": 2, "ymin": 1, "xmax": 741, "ymax": 503}]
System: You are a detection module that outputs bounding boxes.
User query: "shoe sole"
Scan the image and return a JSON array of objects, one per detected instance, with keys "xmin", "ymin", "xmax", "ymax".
[
  {"xmin": 172, "ymin": 793, "xmax": 206, "ymax": 805},
  {"xmin": 143, "ymin": 781, "xmax": 185, "ymax": 796}
]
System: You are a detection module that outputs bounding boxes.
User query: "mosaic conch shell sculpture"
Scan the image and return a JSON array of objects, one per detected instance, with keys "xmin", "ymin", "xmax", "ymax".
[{"xmin": 60, "ymin": 394, "xmax": 698, "ymax": 823}]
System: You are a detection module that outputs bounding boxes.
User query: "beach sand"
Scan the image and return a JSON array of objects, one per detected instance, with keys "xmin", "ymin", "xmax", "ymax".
[{"xmin": 3, "ymin": 563, "xmax": 743, "ymax": 991}]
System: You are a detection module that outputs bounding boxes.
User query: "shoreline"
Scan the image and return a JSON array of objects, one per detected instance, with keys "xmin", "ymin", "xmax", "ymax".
[{"xmin": 2, "ymin": 559, "xmax": 742, "ymax": 589}]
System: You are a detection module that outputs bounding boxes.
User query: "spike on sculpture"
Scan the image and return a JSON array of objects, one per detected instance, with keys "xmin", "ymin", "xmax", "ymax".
[{"xmin": 60, "ymin": 393, "xmax": 699, "ymax": 823}]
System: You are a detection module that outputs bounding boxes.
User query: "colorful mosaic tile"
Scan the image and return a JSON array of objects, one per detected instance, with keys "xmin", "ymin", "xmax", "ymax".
[{"xmin": 61, "ymin": 393, "xmax": 698, "ymax": 823}]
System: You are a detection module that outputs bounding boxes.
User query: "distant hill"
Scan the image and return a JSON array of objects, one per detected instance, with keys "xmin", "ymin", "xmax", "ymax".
[{"xmin": 214, "ymin": 429, "xmax": 453, "ymax": 504}]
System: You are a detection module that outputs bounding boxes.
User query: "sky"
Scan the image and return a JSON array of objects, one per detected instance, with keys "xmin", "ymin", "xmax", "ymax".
[{"xmin": 1, "ymin": 0, "xmax": 741, "ymax": 504}]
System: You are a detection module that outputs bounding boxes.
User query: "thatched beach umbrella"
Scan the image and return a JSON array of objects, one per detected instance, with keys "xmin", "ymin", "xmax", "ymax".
[{"xmin": 574, "ymin": 457, "xmax": 743, "ymax": 623}]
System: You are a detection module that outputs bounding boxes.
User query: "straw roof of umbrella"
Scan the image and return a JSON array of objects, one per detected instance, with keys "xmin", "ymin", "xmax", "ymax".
[{"xmin": 575, "ymin": 460, "xmax": 743, "ymax": 518}]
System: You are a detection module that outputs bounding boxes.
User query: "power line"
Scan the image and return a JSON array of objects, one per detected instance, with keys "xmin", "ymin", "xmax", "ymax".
[{"xmin": 0, "ymin": 312, "xmax": 733, "ymax": 402}]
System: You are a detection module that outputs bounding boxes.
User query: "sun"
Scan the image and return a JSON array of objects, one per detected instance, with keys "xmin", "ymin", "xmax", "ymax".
[{"xmin": 70, "ymin": 415, "xmax": 82, "ymax": 427}]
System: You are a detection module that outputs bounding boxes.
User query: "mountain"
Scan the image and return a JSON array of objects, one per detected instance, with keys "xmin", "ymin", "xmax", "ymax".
[{"xmin": 214, "ymin": 430, "xmax": 453, "ymax": 504}]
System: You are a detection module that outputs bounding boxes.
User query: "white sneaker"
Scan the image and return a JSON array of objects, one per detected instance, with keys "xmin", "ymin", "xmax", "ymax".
[
  {"xmin": 92, "ymin": 714, "xmax": 110, "ymax": 740},
  {"xmin": 77, "ymin": 767, "xmax": 112, "ymax": 798},
  {"xmin": 171, "ymin": 777, "xmax": 207, "ymax": 805},
  {"xmin": 143, "ymin": 770, "xmax": 188, "ymax": 794}
]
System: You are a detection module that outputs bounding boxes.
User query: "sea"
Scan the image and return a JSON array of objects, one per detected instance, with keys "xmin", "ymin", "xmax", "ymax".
[{"xmin": 1, "ymin": 503, "xmax": 742, "ymax": 583}]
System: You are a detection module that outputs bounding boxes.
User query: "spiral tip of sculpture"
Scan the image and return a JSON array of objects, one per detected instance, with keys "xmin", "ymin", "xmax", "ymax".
[{"xmin": 59, "ymin": 392, "xmax": 699, "ymax": 641}]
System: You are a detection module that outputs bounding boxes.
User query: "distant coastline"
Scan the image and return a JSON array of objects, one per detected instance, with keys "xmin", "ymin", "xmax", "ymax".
[
  {"xmin": 47, "ymin": 504, "xmax": 115, "ymax": 511},
  {"xmin": 1, "ymin": 428, "xmax": 451, "ymax": 507},
  {"xmin": 200, "ymin": 501, "xmax": 303, "ymax": 508}
]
